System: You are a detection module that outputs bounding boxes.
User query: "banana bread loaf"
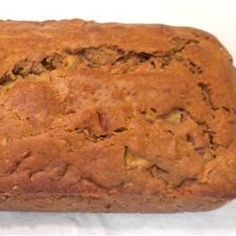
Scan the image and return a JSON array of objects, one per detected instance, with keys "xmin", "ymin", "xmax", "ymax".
[{"xmin": 0, "ymin": 19, "xmax": 235, "ymax": 212}]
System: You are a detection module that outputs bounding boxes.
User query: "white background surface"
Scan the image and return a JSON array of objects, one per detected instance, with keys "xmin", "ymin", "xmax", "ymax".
[{"xmin": 0, "ymin": 0, "xmax": 236, "ymax": 235}]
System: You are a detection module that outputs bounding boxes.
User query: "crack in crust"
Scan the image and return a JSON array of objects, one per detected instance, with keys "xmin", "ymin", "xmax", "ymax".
[
  {"xmin": 2, "ymin": 151, "xmax": 32, "ymax": 176},
  {"xmin": 0, "ymin": 39, "xmax": 200, "ymax": 86},
  {"xmin": 198, "ymin": 82, "xmax": 217, "ymax": 110},
  {"xmin": 75, "ymin": 126, "xmax": 128, "ymax": 143},
  {"xmin": 29, "ymin": 162, "xmax": 70, "ymax": 182}
]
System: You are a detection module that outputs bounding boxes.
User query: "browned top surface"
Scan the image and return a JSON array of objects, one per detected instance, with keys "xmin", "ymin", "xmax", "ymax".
[{"xmin": 0, "ymin": 19, "xmax": 235, "ymax": 200}]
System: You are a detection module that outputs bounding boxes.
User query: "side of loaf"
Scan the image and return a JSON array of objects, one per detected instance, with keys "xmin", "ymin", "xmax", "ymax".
[{"xmin": 0, "ymin": 19, "xmax": 235, "ymax": 212}]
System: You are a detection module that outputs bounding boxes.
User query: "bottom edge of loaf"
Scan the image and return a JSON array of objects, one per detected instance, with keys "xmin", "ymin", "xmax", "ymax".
[{"xmin": 0, "ymin": 193, "xmax": 230, "ymax": 213}]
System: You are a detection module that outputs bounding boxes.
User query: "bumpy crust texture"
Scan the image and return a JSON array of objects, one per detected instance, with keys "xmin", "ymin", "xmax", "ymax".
[{"xmin": 0, "ymin": 20, "xmax": 235, "ymax": 212}]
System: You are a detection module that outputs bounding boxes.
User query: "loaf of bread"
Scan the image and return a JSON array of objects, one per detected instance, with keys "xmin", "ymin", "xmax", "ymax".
[{"xmin": 0, "ymin": 19, "xmax": 235, "ymax": 213}]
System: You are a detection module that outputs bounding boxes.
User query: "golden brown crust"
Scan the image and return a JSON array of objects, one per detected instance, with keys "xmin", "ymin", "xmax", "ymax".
[{"xmin": 0, "ymin": 19, "xmax": 235, "ymax": 212}]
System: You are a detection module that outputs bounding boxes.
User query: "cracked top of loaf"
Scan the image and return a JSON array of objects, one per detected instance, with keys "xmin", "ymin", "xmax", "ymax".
[{"xmin": 0, "ymin": 19, "xmax": 235, "ymax": 200}]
